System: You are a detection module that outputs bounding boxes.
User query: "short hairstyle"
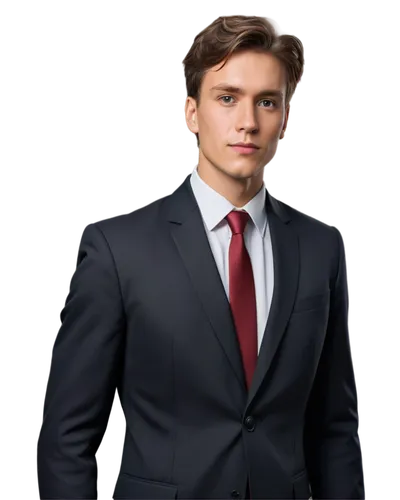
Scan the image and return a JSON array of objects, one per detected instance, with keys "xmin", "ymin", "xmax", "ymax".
[{"xmin": 182, "ymin": 15, "xmax": 305, "ymax": 147}]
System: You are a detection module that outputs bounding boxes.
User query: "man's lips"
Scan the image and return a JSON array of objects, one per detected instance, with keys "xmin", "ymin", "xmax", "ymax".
[
  {"xmin": 230, "ymin": 143, "xmax": 259, "ymax": 149},
  {"xmin": 230, "ymin": 144, "xmax": 259, "ymax": 154}
]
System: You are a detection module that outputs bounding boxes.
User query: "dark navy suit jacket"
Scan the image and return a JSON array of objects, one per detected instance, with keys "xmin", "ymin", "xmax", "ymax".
[{"xmin": 37, "ymin": 174, "xmax": 364, "ymax": 499}]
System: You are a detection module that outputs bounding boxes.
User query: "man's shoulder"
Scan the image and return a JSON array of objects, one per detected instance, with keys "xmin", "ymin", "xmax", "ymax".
[
  {"xmin": 86, "ymin": 192, "xmax": 170, "ymax": 239},
  {"xmin": 275, "ymin": 196, "xmax": 337, "ymax": 234}
]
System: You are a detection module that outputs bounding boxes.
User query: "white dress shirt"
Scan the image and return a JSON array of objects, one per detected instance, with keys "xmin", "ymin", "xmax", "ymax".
[{"xmin": 190, "ymin": 165, "xmax": 274, "ymax": 355}]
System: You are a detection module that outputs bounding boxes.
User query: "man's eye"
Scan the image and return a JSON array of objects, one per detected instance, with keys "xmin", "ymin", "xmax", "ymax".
[
  {"xmin": 218, "ymin": 95, "xmax": 276, "ymax": 108},
  {"xmin": 219, "ymin": 96, "xmax": 234, "ymax": 104},
  {"xmin": 259, "ymin": 99, "xmax": 276, "ymax": 108}
]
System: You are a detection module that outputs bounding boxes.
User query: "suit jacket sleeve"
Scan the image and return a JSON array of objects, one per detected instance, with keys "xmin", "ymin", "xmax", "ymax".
[
  {"xmin": 37, "ymin": 223, "xmax": 126, "ymax": 499},
  {"xmin": 303, "ymin": 226, "xmax": 365, "ymax": 499}
]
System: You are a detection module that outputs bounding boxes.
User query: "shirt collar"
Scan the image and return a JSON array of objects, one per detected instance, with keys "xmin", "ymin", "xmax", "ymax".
[{"xmin": 189, "ymin": 165, "xmax": 267, "ymax": 237}]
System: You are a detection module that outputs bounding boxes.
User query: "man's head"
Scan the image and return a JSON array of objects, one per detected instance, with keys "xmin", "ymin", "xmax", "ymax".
[{"xmin": 183, "ymin": 15, "xmax": 304, "ymax": 188}]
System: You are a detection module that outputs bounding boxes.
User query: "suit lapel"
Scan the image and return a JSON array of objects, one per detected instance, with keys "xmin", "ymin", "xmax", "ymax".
[
  {"xmin": 246, "ymin": 205, "xmax": 299, "ymax": 406},
  {"xmin": 163, "ymin": 174, "xmax": 299, "ymax": 408},
  {"xmin": 165, "ymin": 175, "xmax": 247, "ymax": 392}
]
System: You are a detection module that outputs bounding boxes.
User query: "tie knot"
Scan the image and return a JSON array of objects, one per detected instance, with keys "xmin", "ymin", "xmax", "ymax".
[{"xmin": 225, "ymin": 210, "xmax": 251, "ymax": 235}]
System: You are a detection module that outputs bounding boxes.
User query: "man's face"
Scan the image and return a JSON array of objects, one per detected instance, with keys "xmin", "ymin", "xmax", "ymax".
[{"xmin": 186, "ymin": 50, "xmax": 290, "ymax": 182}]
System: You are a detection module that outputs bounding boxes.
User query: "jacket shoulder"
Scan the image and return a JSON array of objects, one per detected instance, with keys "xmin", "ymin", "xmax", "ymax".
[
  {"xmin": 276, "ymin": 197, "xmax": 338, "ymax": 235},
  {"xmin": 83, "ymin": 194, "xmax": 169, "ymax": 239}
]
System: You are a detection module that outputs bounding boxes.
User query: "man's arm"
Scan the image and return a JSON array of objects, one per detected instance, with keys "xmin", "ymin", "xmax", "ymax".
[
  {"xmin": 37, "ymin": 223, "xmax": 126, "ymax": 499},
  {"xmin": 303, "ymin": 226, "xmax": 365, "ymax": 499}
]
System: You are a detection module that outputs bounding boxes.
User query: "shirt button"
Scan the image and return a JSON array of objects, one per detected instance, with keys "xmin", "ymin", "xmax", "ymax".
[
  {"xmin": 244, "ymin": 415, "xmax": 255, "ymax": 431},
  {"xmin": 231, "ymin": 490, "xmax": 240, "ymax": 498}
]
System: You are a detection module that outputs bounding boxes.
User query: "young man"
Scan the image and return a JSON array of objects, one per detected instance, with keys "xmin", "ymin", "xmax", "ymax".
[{"xmin": 37, "ymin": 15, "xmax": 364, "ymax": 500}]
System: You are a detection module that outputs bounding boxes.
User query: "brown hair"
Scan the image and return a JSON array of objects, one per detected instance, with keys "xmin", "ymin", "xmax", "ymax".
[{"xmin": 182, "ymin": 15, "xmax": 305, "ymax": 147}]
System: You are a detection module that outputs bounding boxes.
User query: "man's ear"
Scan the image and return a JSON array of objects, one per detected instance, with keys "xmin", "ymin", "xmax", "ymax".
[
  {"xmin": 185, "ymin": 96, "xmax": 199, "ymax": 134},
  {"xmin": 280, "ymin": 103, "xmax": 290, "ymax": 140}
]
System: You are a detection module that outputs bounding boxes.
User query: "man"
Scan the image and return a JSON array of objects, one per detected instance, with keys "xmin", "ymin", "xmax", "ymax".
[{"xmin": 37, "ymin": 15, "xmax": 364, "ymax": 500}]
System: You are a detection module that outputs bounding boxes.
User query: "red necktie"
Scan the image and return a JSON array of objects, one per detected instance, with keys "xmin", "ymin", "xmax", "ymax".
[{"xmin": 225, "ymin": 210, "xmax": 258, "ymax": 391}]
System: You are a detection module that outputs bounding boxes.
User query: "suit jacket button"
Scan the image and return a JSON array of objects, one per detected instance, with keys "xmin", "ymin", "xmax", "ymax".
[
  {"xmin": 231, "ymin": 490, "xmax": 240, "ymax": 498},
  {"xmin": 244, "ymin": 415, "xmax": 255, "ymax": 431}
]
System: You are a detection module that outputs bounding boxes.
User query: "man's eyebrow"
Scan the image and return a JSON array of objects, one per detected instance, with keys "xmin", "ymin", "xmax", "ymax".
[{"xmin": 210, "ymin": 83, "xmax": 283, "ymax": 98}]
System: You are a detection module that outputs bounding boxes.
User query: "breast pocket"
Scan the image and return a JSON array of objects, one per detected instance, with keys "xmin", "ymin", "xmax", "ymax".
[{"xmin": 292, "ymin": 290, "xmax": 330, "ymax": 314}]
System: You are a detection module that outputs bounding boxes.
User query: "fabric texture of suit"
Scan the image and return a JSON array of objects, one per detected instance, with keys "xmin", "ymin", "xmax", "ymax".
[{"xmin": 37, "ymin": 172, "xmax": 364, "ymax": 499}]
